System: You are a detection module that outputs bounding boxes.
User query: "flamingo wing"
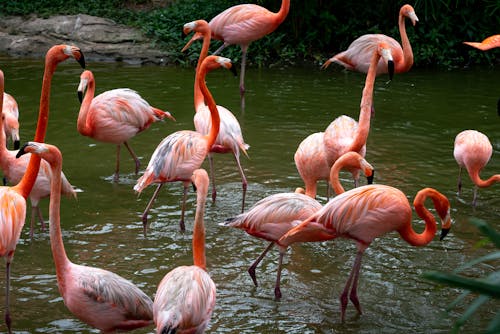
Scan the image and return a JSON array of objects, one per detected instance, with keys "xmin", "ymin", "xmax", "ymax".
[{"xmin": 0, "ymin": 188, "xmax": 26, "ymax": 258}]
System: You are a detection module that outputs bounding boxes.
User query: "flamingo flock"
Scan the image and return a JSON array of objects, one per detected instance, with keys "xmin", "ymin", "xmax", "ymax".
[{"xmin": 0, "ymin": 2, "xmax": 498, "ymax": 333}]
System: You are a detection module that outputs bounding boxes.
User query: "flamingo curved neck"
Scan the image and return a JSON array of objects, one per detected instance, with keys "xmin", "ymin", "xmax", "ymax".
[
  {"xmin": 194, "ymin": 28, "xmax": 212, "ymax": 111},
  {"xmin": 398, "ymin": 11, "xmax": 413, "ymax": 72},
  {"xmin": 470, "ymin": 171, "xmax": 500, "ymax": 188},
  {"xmin": 398, "ymin": 190, "xmax": 439, "ymax": 246},
  {"xmin": 348, "ymin": 50, "xmax": 379, "ymax": 153},
  {"xmin": 192, "ymin": 189, "xmax": 207, "ymax": 270},
  {"xmin": 77, "ymin": 76, "xmax": 95, "ymax": 137},
  {"xmin": 47, "ymin": 151, "xmax": 71, "ymax": 295},
  {"xmin": 197, "ymin": 68, "xmax": 220, "ymax": 149},
  {"xmin": 275, "ymin": 0, "xmax": 291, "ymax": 26},
  {"xmin": 14, "ymin": 57, "xmax": 58, "ymax": 198}
]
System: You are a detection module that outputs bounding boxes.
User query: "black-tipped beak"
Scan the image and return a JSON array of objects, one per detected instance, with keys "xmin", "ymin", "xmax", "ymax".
[
  {"xmin": 77, "ymin": 51, "xmax": 86, "ymax": 69},
  {"xmin": 14, "ymin": 140, "xmax": 20, "ymax": 150},
  {"xmin": 387, "ymin": 60, "xmax": 394, "ymax": 81},
  {"xmin": 367, "ymin": 170, "xmax": 375, "ymax": 185},
  {"xmin": 440, "ymin": 228, "xmax": 450, "ymax": 240},
  {"xmin": 191, "ymin": 181, "xmax": 197, "ymax": 192},
  {"xmin": 78, "ymin": 90, "xmax": 83, "ymax": 103},
  {"xmin": 230, "ymin": 65, "xmax": 237, "ymax": 77},
  {"xmin": 16, "ymin": 143, "xmax": 29, "ymax": 158}
]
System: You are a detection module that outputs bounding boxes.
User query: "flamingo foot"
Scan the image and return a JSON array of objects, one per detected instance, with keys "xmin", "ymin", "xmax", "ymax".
[
  {"xmin": 5, "ymin": 310, "xmax": 12, "ymax": 334},
  {"xmin": 340, "ymin": 291, "xmax": 349, "ymax": 322},
  {"xmin": 142, "ymin": 215, "xmax": 149, "ymax": 236},
  {"xmin": 211, "ymin": 188, "xmax": 216, "ymax": 203},
  {"xmin": 113, "ymin": 172, "xmax": 120, "ymax": 183},
  {"xmin": 349, "ymin": 290, "xmax": 362, "ymax": 315}
]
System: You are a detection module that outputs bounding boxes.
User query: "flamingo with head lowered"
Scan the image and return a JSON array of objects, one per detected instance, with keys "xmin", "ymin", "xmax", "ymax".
[
  {"xmin": 76, "ymin": 70, "xmax": 175, "ymax": 182},
  {"xmin": 277, "ymin": 185, "xmax": 451, "ymax": 320},
  {"xmin": 182, "ymin": 19, "xmax": 249, "ymax": 212},
  {"xmin": 0, "ymin": 44, "xmax": 85, "ymax": 334},
  {"xmin": 2, "ymin": 92, "xmax": 20, "ymax": 150},
  {"xmin": 17, "ymin": 142, "xmax": 154, "ymax": 333},
  {"xmin": 134, "ymin": 56, "xmax": 235, "ymax": 234},
  {"xmin": 453, "ymin": 129, "xmax": 500, "ymax": 206},
  {"xmin": 221, "ymin": 151, "xmax": 374, "ymax": 299},
  {"xmin": 322, "ymin": 4, "xmax": 417, "ymax": 75}
]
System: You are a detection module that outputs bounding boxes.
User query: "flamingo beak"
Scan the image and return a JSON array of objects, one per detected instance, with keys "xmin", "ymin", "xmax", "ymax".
[
  {"xmin": 76, "ymin": 50, "xmax": 86, "ymax": 69},
  {"xmin": 78, "ymin": 90, "xmax": 83, "ymax": 103},
  {"xmin": 14, "ymin": 140, "xmax": 20, "ymax": 150},
  {"xmin": 388, "ymin": 60, "xmax": 394, "ymax": 81},
  {"xmin": 367, "ymin": 170, "xmax": 375, "ymax": 184},
  {"xmin": 440, "ymin": 228, "xmax": 450, "ymax": 240},
  {"xmin": 16, "ymin": 142, "xmax": 30, "ymax": 158}
]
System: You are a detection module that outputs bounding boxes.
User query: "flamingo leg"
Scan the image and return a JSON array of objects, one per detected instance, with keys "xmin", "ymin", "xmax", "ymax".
[
  {"xmin": 212, "ymin": 42, "xmax": 228, "ymax": 56},
  {"xmin": 179, "ymin": 184, "xmax": 189, "ymax": 232},
  {"xmin": 141, "ymin": 183, "xmax": 164, "ymax": 236},
  {"xmin": 114, "ymin": 144, "xmax": 121, "ymax": 182},
  {"xmin": 274, "ymin": 250, "xmax": 285, "ymax": 300},
  {"xmin": 340, "ymin": 250, "xmax": 363, "ymax": 322},
  {"xmin": 29, "ymin": 204, "xmax": 45, "ymax": 238},
  {"xmin": 233, "ymin": 152, "xmax": 248, "ymax": 213},
  {"xmin": 208, "ymin": 153, "xmax": 217, "ymax": 202},
  {"xmin": 124, "ymin": 141, "xmax": 140, "ymax": 175},
  {"xmin": 5, "ymin": 260, "xmax": 12, "ymax": 334},
  {"xmin": 472, "ymin": 186, "xmax": 478, "ymax": 207},
  {"xmin": 248, "ymin": 242, "xmax": 274, "ymax": 287},
  {"xmin": 239, "ymin": 45, "xmax": 248, "ymax": 99},
  {"xmin": 457, "ymin": 167, "xmax": 463, "ymax": 195},
  {"xmin": 348, "ymin": 251, "xmax": 364, "ymax": 315}
]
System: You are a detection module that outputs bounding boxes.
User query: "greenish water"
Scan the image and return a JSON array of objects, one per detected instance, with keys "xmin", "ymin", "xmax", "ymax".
[{"xmin": 0, "ymin": 55, "xmax": 499, "ymax": 333}]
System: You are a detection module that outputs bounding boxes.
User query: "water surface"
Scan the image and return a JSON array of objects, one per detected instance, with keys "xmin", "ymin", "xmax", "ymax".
[{"xmin": 1, "ymin": 55, "xmax": 499, "ymax": 333}]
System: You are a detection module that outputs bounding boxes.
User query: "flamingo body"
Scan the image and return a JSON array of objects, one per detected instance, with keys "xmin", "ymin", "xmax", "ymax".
[
  {"xmin": 278, "ymin": 185, "xmax": 451, "ymax": 320},
  {"xmin": 323, "ymin": 4, "xmax": 417, "ymax": 74},
  {"xmin": 453, "ymin": 129, "xmax": 500, "ymax": 205},
  {"xmin": 2, "ymin": 93, "xmax": 20, "ymax": 149},
  {"xmin": 18, "ymin": 142, "xmax": 153, "ymax": 333},
  {"xmin": 464, "ymin": 35, "xmax": 500, "ymax": 51},
  {"xmin": 77, "ymin": 70, "xmax": 174, "ymax": 180}
]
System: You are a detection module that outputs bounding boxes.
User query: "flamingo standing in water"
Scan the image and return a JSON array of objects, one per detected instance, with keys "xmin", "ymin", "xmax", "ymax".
[
  {"xmin": 76, "ymin": 70, "xmax": 175, "ymax": 182},
  {"xmin": 153, "ymin": 169, "xmax": 216, "ymax": 333},
  {"xmin": 2, "ymin": 92, "xmax": 20, "ymax": 149},
  {"xmin": 323, "ymin": 43, "xmax": 393, "ymax": 185},
  {"xmin": 463, "ymin": 35, "xmax": 500, "ymax": 50},
  {"xmin": 221, "ymin": 151, "xmax": 374, "ymax": 299},
  {"xmin": 277, "ymin": 185, "xmax": 452, "ymax": 320},
  {"xmin": 182, "ymin": 20, "xmax": 249, "ymax": 212},
  {"xmin": 184, "ymin": 0, "xmax": 290, "ymax": 106},
  {"xmin": 0, "ymin": 44, "xmax": 85, "ymax": 334},
  {"xmin": 322, "ymin": 4, "xmax": 418, "ymax": 75},
  {"xmin": 134, "ymin": 56, "xmax": 235, "ymax": 234},
  {"xmin": 453, "ymin": 129, "xmax": 500, "ymax": 206},
  {"xmin": 17, "ymin": 142, "xmax": 153, "ymax": 332}
]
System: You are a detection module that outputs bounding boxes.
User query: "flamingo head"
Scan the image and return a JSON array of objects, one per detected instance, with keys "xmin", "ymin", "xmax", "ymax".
[
  {"xmin": 378, "ymin": 44, "xmax": 394, "ymax": 80},
  {"xmin": 359, "ymin": 158, "xmax": 375, "ymax": 184},
  {"xmin": 53, "ymin": 45, "xmax": 86, "ymax": 69},
  {"xmin": 401, "ymin": 4, "xmax": 419, "ymax": 26},
  {"xmin": 2, "ymin": 112, "xmax": 20, "ymax": 149},
  {"xmin": 77, "ymin": 70, "xmax": 93, "ymax": 103},
  {"xmin": 16, "ymin": 141, "xmax": 61, "ymax": 167},
  {"xmin": 202, "ymin": 56, "xmax": 237, "ymax": 77},
  {"xmin": 432, "ymin": 192, "xmax": 452, "ymax": 240},
  {"xmin": 181, "ymin": 20, "xmax": 208, "ymax": 52}
]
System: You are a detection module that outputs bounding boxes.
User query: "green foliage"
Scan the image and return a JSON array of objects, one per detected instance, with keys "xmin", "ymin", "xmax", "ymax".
[
  {"xmin": 1, "ymin": 0, "xmax": 499, "ymax": 68},
  {"xmin": 423, "ymin": 218, "xmax": 500, "ymax": 334}
]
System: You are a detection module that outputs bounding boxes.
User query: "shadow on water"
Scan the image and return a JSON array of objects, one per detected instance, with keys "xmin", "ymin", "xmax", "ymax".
[{"xmin": 1, "ymin": 55, "xmax": 499, "ymax": 332}]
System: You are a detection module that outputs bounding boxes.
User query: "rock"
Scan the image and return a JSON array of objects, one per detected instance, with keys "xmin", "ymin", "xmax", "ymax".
[{"xmin": 0, "ymin": 14, "xmax": 171, "ymax": 65}]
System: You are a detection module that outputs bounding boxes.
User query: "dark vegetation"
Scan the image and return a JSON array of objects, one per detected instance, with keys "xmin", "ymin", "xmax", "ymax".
[{"xmin": 2, "ymin": 0, "xmax": 499, "ymax": 68}]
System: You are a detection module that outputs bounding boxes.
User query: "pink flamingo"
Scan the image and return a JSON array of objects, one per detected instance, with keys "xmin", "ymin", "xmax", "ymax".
[
  {"xmin": 323, "ymin": 43, "xmax": 393, "ymax": 185},
  {"xmin": 182, "ymin": 20, "xmax": 249, "ymax": 212},
  {"xmin": 2, "ymin": 92, "xmax": 20, "ymax": 149},
  {"xmin": 134, "ymin": 56, "xmax": 234, "ymax": 234},
  {"xmin": 463, "ymin": 34, "xmax": 500, "ymax": 50},
  {"xmin": 0, "ymin": 44, "xmax": 85, "ymax": 334},
  {"xmin": 221, "ymin": 151, "xmax": 374, "ymax": 299},
  {"xmin": 184, "ymin": 0, "xmax": 290, "ymax": 103},
  {"xmin": 277, "ymin": 185, "xmax": 452, "ymax": 320},
  {"xmin": 322, "ymin": 4, "xmax": 418, "ymax": 75},
  {"xmin": 153, "ymin": 169, "xmax": 216, "ymax": 333},
  {"xmin": 453, "ymin": 129, "xmax": 500, "ymax": 206},
  {"xmin": 77, "ymin": 70, "xmax": 175, "ymax": 182},
  {"xmin": 18, "ymin": 142, "xmax": 153, "ymax": 332}
]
